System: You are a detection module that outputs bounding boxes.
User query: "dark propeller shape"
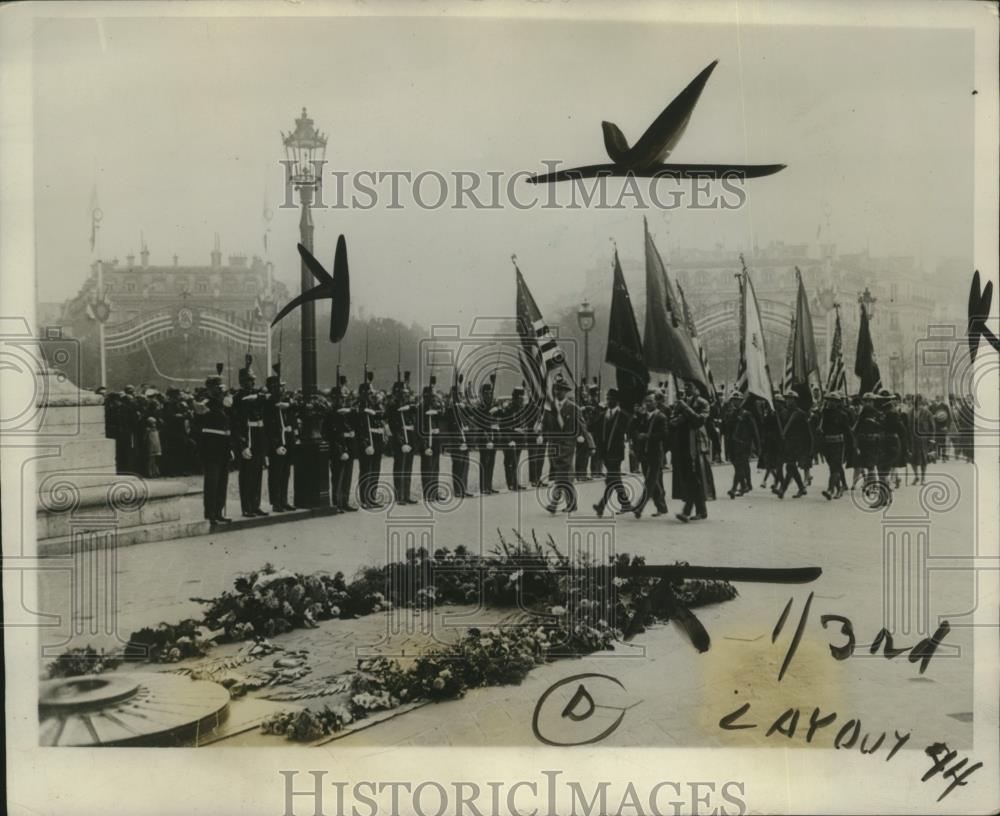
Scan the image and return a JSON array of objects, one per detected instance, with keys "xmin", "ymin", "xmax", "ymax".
[
  {"xmin": 967, "ymin": 269, "xmax": 998, "ymax": 363},
  {"xmin": 271, "ymin": 236, "xmax": 351, "ymax": 343},
  {"xmin": 529, "ymin": 60, "xmax": 786, "ymax": 184}
]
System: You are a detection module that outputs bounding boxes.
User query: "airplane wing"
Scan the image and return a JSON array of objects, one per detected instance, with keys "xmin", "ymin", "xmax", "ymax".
[
  {"xmin": 627, "ymin": 59, "xmax": 719, "ymax": 165},
  {"xmin": 270, "ymin": 286, "xmax": 329, "ymax": 327},
  {"xmin": 527, "ymin": 162, "xmax": 786, "ymax": 184},
  {"xmin": 297, "ymin": 243, "xmax": 334, "ymax": 285},
  {"xmin": 329, "ymin": 234, "xmax": 351, "ymax": 343}
]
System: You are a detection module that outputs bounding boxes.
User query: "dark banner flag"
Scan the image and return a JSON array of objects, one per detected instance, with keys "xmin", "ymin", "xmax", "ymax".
[
  {"xmin": 791, "ymin": 267, "xmax": 820, "ymax": 391},
  {"xmin": 605, "ymin": 248, "xmax": 649, "ymax": 410},
  {"xmin": 642, "ymin": 217, "xmax": 708, "ymax": 393},
  {"xmin": 854, "ymin": 301, "xmax": 882, "ymax": 394}
]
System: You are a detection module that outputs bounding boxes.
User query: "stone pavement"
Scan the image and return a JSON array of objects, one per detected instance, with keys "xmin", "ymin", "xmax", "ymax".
[{"xmin": 36, "ymin": 461, "xmax": 979, "ymax": 752}]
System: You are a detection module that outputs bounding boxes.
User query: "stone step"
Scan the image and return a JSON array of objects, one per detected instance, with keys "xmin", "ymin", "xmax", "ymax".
[{"xmin": 37, "ymin": 518, "xmax": 211, "ymax": 557}]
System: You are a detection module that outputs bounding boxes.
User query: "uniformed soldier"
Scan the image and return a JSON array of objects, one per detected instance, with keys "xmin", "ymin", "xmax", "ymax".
[
  {"xmin": 853, "ymin": 391, "xmax": 884, "ymax": 496},
  {"xmin": 476, "ymin": 377, "xmax": 500, "ymax": 495},
  {"xmin": 416, "ymin": 383, "xmax": 443, "ymax": 502},
  {"xmin": 447, "ymin": 375, "xmax": 475, "ymax": 498},
  {"xmin": 879, "ymin": 390, "xmax": 909, "ymax": 499},
  {"xmin": 818, "ymin": 391, "xmax": 853, "ymax": 500},
  {"xmin": 776, "ymin": 389, "xmax": 811, "ymax": 499},
  {"xmin": 526, "ymin": 390, "xmax": 547, "ymax": 487},
  {"xmin": 263, "ymin": 372, "xmax": 296, "ymax": 512},
  {"xmin": 725, "ymin": 395, "xmax": 760, "ymax": 499},
  {"xmin": 631, "ymin": 391, "xmax": 669, "ymax": 518},
  {"xmin": 910, "ymin": 394, "xmax": 933, "ymax": 484},
  {"xmin": 193, "ymin": 375, "xmax": 234, "ymax": 526},
  {"xmin": 233, "ymin": 362, "xmax": 268, "ymax": 517},
  {"xmin": 356, "ymin": 373, "xmax": 385, "ymax": 509},
  {"xmin": 329, "ymin": 376, "xmax": 359, "ymax": 512},
  {"xmin": 929, "ymin": 395, "xmax": 951, "ymax": 461},
  {"xmin": 500, "ymin": 386, "xmax": 529, "ymax": 491},
  {"xmin": 386, "ymin": 373, "xmax": 417, "ymax": 504}
]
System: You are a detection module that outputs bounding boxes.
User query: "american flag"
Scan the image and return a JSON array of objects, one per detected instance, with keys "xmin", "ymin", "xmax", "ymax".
[
  {"xmin": 779, "ymin": 315, "xmax": 796, "ymax": 394},
  {"xmin": 826, "ymin": 307, "xmax": 847, "ymax": 392},
  {"xmin": 514, "ymin": 261, "xmax": 574, "ymax": 407}
]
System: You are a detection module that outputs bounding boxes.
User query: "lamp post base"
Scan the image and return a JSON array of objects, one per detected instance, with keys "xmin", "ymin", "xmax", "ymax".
[{"xmin": 293, "ymin": 439, "xmax": 331, "ymax": 509}]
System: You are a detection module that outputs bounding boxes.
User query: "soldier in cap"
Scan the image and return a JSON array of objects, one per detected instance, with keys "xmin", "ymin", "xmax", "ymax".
[
  {"xmin": 878, "ymin": 389, "xmax": 908, "ymax": 498},
  {"xmin": 500, "ymin": 385, "xmax": 529, "ymax": 491},
  {"xmin": 356, "ymin": 372, "xmax": 385, "ymax": 509},
  {"xmin": 725, "ymin": 394, "xmax": 760, "ymax": 499},
  {"xmin": 415, "ymin": 380, "xmax": 444, "ymax": 502},
  {"xmin": 386, "ymin": 372, "xmax": 417, "ymax": 504},
  {"xmin": 327, "ymin": 376, "xmax": 359, "ymax": 512},
  {"xmin": 263, "ymin": 370, "xmax": 296, "ymax": 512},
  {"xmin": 818, "ymin": 391, "xmax": 852, "ymax": 500},
  {"xmin": 446, "ymin": 375, "xmax": 476, "ymax": 498},
  {"xmin": 476, "ymin": 376, "xmax": 500, "ymax": 494},
  {"xmin": 193, "ymin": 374, "xmax": 234, "ymax": 526},
  {"xmin": 544, "ymin": 375, "xmax": 579, "ymax": 514},
  {"xmin": 776, "ymin": 389, "xmax": 811, "ymax": 499},
  {"xmin": 853, "ymin": 391, "xmax": 884, "ymax": 494},
  {"xmin": 233, "ymin": 360, "xmax": 269, "ymax": 517},
  {"xmin": 592, "ymin": 388, "xmax": 632, "ymax": 516}
]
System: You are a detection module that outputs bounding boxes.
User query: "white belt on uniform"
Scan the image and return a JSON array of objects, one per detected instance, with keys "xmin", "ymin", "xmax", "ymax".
[{"xmin": 201, "ymin": 428, "xmax": 230, "ymax": 437}]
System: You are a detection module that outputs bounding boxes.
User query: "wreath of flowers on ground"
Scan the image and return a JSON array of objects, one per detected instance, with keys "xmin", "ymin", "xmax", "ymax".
[{"xmin": 48, "ymin": 531, "xmax": 738, "ymax": 741}]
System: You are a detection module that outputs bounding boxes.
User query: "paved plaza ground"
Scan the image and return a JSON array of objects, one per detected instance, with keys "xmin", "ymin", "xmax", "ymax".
[{"xmin": 36, "ymin": 460, "xmax": 981, "ymax": 752}]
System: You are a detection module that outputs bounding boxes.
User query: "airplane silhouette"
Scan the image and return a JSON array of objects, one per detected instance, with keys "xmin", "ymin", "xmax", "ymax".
[
  {"xmin": 968, "ymin": 269, "xmax": 999, "ymax": 362},
  {"xmin": 271, "ymin": 236, "xmax": 351, "ymax": 343},
  {"xmin": 528, "ymin": 60, "xmax": 786, "ymax": 184}
]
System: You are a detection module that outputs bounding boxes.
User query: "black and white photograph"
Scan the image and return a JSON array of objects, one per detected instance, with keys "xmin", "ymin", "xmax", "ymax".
[{"xmin": 2, "ymin": 1, "xmax": 998, "ymax": 814}]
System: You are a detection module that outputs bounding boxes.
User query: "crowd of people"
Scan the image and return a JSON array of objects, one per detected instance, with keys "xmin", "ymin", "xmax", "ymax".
[{"xmin": 98, "ymin": 370, "xmax": 975, "ymax": 526}]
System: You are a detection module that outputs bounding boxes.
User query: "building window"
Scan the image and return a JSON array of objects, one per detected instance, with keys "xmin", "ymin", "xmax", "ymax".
[
  {"xmin": 125, "ymin": 282, "xmax": 135, "ymax": 293},
  {"xmin": 195, "ymin": 280, "xmax": 208, "ymax": 293}
]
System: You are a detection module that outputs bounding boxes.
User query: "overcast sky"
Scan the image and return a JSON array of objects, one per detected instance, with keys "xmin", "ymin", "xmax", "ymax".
[{"xmin": 33, "ymin": 14, "xmax": 974, "ymax": 325}]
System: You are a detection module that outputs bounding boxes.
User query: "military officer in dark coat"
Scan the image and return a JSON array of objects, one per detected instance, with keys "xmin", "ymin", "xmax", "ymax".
[
  {"xmin": 592, "ymin": 388, "xmax": 633, "ymax": 517},
  {"xmin": 193, "ymin": 375, "xmax": 233, "ymax": 526},
  {"xmin": 233, "ymin": 363, "xmax": 268, "ymax": 517},
  {"xmin": 263, "ymin": 373, "xmax": 296, "ymax": 512}
]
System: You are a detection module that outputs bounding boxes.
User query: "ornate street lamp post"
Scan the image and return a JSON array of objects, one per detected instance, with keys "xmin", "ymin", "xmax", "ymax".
[
  {"xmin": 577, "ymin": 300, "xmax": 596, "ymax": 384},
  {"xmin": 282, "ymin": 108, "xmax": 330, "ymax": 507}
]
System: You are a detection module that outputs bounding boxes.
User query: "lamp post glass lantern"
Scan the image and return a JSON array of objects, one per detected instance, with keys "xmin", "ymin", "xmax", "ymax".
[
  {"xmin": 282, "ymin": 107, "xmax": 330, "ymax": 508},
  {"xmin": 577, "ymin": 300, "xmax": 595, "ymax": 384}
]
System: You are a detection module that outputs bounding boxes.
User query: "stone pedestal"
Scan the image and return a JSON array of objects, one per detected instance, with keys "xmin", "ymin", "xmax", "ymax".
[{"xmin": 35, "ymin": 366, "xmax": 199, "ymax": 557}]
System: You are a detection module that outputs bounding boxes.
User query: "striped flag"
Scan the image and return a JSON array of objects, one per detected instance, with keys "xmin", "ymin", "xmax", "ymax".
[
  {"xmin": 514, "ymin": 260, "xmax": 575, "ymax": 407},
  {"xmin": 826, "ymin": 308, "xmax": 847, "ymax": 392},
  {"xmin": 779, "ymin": 315, "xmax": 796, "ymax": 394},
  {"xmin": 675, "ymin": 280, "xmax": 717, "ymax": 401}
]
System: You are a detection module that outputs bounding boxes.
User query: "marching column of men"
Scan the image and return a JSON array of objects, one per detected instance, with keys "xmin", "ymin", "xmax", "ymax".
[{"xmin": 190, "ymin": 357, "xmax": 971, "ymax": 525}]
